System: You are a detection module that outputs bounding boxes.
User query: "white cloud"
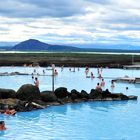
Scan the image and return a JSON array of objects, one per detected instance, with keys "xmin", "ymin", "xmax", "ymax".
[{"xmin": 0, "ymin": 0, "xmax": 140, "ymax": 46}]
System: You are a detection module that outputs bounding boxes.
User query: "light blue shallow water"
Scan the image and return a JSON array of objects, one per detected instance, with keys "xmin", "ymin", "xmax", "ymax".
[{"xmin": 0, "ymin": 67, "xmax": 140, "ymax": 140}]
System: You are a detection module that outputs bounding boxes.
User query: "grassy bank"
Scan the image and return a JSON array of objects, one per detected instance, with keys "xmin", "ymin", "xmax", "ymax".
[{"xmin": 0, "ymin": 52, "xmax": 139, "ymax": 67}]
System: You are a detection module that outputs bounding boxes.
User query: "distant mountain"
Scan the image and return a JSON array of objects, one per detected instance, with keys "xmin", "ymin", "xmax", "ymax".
[
  {"xmin": 10, "ymin": 39, "xmax": 80, "ymax": 51},
  {"xmin": 74, "ymin": 44, "xmax": 140, "ymax": 50},
  {"xmin": 8, "ymin": 39, "xmax": 140, "ymax": 52},
  {"xmin": 0, "ymin": 41, "xmax": 16, "ymax": 50},
  {"xmin": 0, "ymin": 41, "xmax": 17, "ymax": 47}
]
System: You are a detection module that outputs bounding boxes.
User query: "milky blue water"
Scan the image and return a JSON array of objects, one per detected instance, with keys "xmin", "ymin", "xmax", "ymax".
[{"xmin": 0, "ymin": 67, "xmax": 140, "ymax": 140}]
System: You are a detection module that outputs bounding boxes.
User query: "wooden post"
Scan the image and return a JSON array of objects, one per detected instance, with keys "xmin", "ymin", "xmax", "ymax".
[
  {"xmin": 52, "ymin": 64, "xmax": 55, "ymax": 94},
  {"xmin": 132, "ymin": 55, "xmax": 134, "ymax": 65}
]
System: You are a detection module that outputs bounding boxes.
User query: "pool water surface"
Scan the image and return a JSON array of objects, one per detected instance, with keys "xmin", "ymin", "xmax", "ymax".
[{"xmin": 0, "ymin": 66, "xmax": 140, "ymax": 140}]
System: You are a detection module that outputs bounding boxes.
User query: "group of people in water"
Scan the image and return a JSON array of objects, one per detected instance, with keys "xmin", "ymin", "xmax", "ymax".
[
  {"xmin": 1, "ymin": 65, "xmax": 130, "ymax": 131},
  {"xmin": 32, "ymin": 68, "xmax": 59, "ymax": 88},
  {"xmin": 95, "ymin": 79, "xmax": 115, "ymax": 92},
  {"xmin": 31, "ymin": 66, "xmax": 116, "ymax": 90},
  {"xmin": 84, "ymin": 66, "xmax": 116, "ymax": 92},
  {"xmin": 31, "ymin": 66, "xmax": 117, "ymax": 95},
  {"xmin": 85, "ymin": 66, "xmax": 103, "ymax": 79},
  {"xmin": 0, "ymin": 105, "xmax": 17, "ymax": 131}
]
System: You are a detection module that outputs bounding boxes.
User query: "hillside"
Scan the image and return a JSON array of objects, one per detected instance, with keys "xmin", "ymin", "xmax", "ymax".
[
  {"xmin": 11, "ymin": 39, "xmax": 80, "ymax": 51},
  {"xmin": 9, "ymin": 39, "xmax": 140, "ymax": 52}
]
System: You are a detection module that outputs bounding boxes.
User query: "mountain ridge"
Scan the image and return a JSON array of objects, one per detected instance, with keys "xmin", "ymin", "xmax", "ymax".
[
  {"xmin": 6, "ymin": 39, "xmax": 140, "ymax": 52},
  {"xmin": 11, "ymin": 39, "xmax": 81, "ymax": 51}
]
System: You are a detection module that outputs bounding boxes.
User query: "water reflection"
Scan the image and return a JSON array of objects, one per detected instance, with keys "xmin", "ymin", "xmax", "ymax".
[
  {"xmin": 83, "ymin": 100, "xmax": 138, "ymax": 112},
  {"xmin": 0, "ymin": 131, "xmax": 5, "ymax": 137},
  {"xmin": 48, "ymin": 104, "xmax": 68, "ymax": 115},
  {"xmin": 68, "ymin": 102, "xmax": 84, "ymax": 111},
  {"xmin": 134, "ymin": 84, "xmax": 140, "ymax": 88},
  {"xmin": 17, "ymin": 109, "xmax": 42, "ymax": 121}
]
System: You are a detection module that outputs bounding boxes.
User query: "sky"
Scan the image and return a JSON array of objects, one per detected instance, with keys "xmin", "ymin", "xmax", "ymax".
[{"xmin": 0, "ymin": 0, "xmax": 140, "ymax": 46}]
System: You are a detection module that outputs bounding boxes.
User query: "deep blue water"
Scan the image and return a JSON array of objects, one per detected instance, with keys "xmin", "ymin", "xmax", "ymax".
[{"xmin": 0, "ymin": 67, "xmax": 140, "ymax": 140}]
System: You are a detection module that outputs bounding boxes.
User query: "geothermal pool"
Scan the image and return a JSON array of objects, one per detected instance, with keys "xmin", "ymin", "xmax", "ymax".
[{"xmin": 0, "ymin": 66, "xmax": 140, "ymax": 140}]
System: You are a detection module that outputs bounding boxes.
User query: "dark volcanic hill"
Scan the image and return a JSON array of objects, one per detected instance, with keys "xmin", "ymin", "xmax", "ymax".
[
  {"xmin": 9, "ymin": 39, "xmax": 140, "ymax": 52},
  {"xmin": 11, "ymin": 39, "xmax": 80, "ymax": 51}
]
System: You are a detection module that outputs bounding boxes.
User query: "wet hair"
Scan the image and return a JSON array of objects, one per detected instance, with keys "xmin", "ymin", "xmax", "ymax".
[
  {"xmin": 0, "ymin": 121, "xmax": 4, "ymax": 125},
  {"xmin": 9, "ymin": 105, "xmax": 14, "ymax": 109}
]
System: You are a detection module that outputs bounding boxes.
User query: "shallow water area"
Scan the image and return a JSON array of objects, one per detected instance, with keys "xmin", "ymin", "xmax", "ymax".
[{"xmin": 0, "ymin": 66, "xmax": 140, "ymax": 140}]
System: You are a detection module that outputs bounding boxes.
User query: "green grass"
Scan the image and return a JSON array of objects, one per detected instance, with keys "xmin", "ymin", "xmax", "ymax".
[
  {"xmin": 0, "ymin": 52, "xmax": 139, "ymax": 67},
  {"xmin": 0, "ymin": 52, "xmax": 137, "ymax": 58}
]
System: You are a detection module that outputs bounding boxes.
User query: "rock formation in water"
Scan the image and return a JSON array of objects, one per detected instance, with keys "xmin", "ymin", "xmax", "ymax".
[{"xmin": 0, "ymin": 84, "xmax": 138, "ymax": 112}]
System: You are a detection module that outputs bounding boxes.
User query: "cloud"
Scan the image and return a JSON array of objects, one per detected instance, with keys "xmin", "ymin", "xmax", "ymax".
[
  {"xmin": 0, "ymin": 0, "xmax": 86, "ymax": 18},
  {"xmin": 0, "ymin": 0, "xmax": 140, "ymax": 46},
  {"xmin": 85, "ymin": 0, "xmax": 111, "ymax": 5}
]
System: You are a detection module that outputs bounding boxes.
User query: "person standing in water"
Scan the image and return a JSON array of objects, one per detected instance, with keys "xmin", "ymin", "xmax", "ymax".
[
  {"xmin": 100, "ymin": 79, "xmax": 105, "ymax": 87},
  {"xmin": 96, "ymin": 83, "xmax": 102, "ymax": 92},
  {"xmin": 111, "ymin": 80, "xmax": 115, "ymax": 88},
  {"xmin": 54, "ymin": 69, "xmax": 58, "ymax": 75},
  {"xmin": 91, "ymin": 72, "xmax": 94, "ymax": 78},
  {"xmin": 34, "ymin": 77, "xmax": 39, "ymax": 87},
  {"xmin": 43, "ymin": 70, "xmax": 45, "ymax": 75}
]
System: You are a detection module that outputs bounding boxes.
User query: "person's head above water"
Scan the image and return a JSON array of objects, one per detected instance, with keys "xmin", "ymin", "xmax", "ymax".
[{"xmin": 0, "ymin": 121, "xmax": 4, "ymax": 125}]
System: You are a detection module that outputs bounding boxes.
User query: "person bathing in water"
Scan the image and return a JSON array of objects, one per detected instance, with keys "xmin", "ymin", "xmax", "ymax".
[
  {"xmin": 100, "ymin": 79, "xmax": 105, "ymax": 87},
  {"xmin": 54, "ymin": 69, "xmax": 58, "ymax": 75},
  {"xmin": 0, "ymin": 121, "xmax": 6, "ymax": 130},
  {"xmin": 4, "ymin": 106, "xmax": 16, "ymax": 116},
  {"xmin": 34, "ymin": 77, "xmax": 39, "ymax": 87},
  {"xmin": 91, "ymin": 72, "xmax": 94, "ymax": 78},
  {"xmin": 96, "ymin": 83, "xmax": 102, "ymax": 92},
  {"xmin": 0, "ymin": 105, "xmax": 17, "ymax": 116},
  {"xmin": 111, "ymin": 80, "xmax": 115, "ymax": 88}
]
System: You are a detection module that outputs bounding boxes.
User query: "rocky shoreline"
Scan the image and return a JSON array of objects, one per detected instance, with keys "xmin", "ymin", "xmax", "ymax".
[{"xmin": 0, "ymin": 84, "xmax": 138, "ymax": 112}]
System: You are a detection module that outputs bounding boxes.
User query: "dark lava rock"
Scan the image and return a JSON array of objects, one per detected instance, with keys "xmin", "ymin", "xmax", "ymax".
[
  {"xmin": 108, "ymin": 93, "xmax": 129, "ymax": 100},
  {"xmin": 0, "ymin": 85, "xmax": 138, "ymax": 113},
  {"xmin": 0, "ymin": 98, "xmax": 25, "ymax": 111},
  {"xmin": 70, "ymin": 89, "xmax": 82, "ymax": 100},
  {"xmin": 89, "ymin": 89, "xmax": 102, "ymax": 99},
  {"xmin": 0, "ymin": 88, "xmax": 16, "ymax": 99},
  {"xmin": 54, "ymin": 87, "xmax": 68, "ymax": 98},
  {"xmin": 40, "ymin": 91, "xmax": 58, "ymax": 102},
  {"xmin": 128, "ymin": 95, "xmax": 138, "ymax": 100},
  {"xmin": 16, "ymin": 84, "xmax": 41, "ymax": 101},
  {"xmin": 102, "ymin": 89, "xmax": 111, "ymax": 98},
  {"xmin": 60, "ymin": 97, "xmax": 72, "ymax": 104},
  {"xmin": 80, "ymin": 90, "xmax": 89, "ymax": 99}
]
